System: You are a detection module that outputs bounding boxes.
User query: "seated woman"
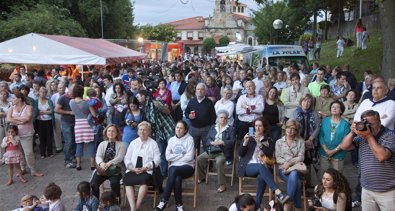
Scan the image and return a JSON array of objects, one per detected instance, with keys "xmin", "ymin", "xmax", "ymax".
[
  {"xmin": 124, "ymin": 121, "xmax": 160, "ymax": 211},
  {"xmin": 238, "ymin": 117, "xmax": 289, "ymax": 210},
  {"xmin": 312, "ymin": 168, "xmax": 352, "ymax": 211},
  {"xmin": 275, "ymin": 119, "xmax": 305, "ymax": 211},
  {"xmin": 155, "ymin": 120, "xmax": 195, "ymax": 211},
  {"xmin": 197, "ymin": 110, "xmax": 235, "ymax": 193},
  {"xmin": 91, "ymin": 125, "xmax": 126, "ymax": 203}
]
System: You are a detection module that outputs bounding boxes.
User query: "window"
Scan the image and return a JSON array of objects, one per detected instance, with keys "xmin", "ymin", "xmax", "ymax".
[
  {"xmin": 187, "ymin": 32, "xmax": 193, "ymax": 39},
  {"xmin": 238, "ymin": 7, "xmax": 241, "ymax": 13},
  {"xmin": 248, "ymin": 37, "xmax": 253, "ymax": 45},
  {"xmin": 198, "ymin": 32, "xmax": 204, "ymax": 39},
  {"xmin": 233, "ymin": 6, "xmax": 236, "ymax": 12},
  {"xmin": 241, "ymin": 7, "xmax": 244, "ymax": 13}
]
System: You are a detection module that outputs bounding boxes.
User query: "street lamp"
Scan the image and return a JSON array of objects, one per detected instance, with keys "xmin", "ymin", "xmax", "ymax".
[
  {"xmin": 273, "ymin": 19, "xmax": 283, "ymax": 44},
  {"xmin": 100, "ymin": 0, "xmax": 103, "ymax": 38}
]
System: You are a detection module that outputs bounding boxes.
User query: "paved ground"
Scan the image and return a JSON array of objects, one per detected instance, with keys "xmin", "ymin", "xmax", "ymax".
[{"xmin": 0, "ymin": 148, "xmax": 362, "ymax": 211}]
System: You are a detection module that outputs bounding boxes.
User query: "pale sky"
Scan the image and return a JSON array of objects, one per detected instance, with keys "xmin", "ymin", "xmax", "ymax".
[{"xmin": 133, "ymin": 0, "xmax": 260, "ymax": 25}]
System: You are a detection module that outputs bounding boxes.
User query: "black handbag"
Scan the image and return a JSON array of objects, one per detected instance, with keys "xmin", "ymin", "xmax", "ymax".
[{"xmin": 208, "ymin": 145, "xmax": 223, "ymax": 154}]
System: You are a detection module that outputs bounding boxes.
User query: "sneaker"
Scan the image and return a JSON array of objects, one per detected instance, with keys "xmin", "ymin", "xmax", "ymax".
[
  {"xmin": 155, "ymin": 200, "xmax": 167, "ymax": 211},
  {"xmin": 225, "ymin": 161, "xmax": 232, "ymax": 166},
  {"xmin": 352, "ymin": 200, "xmax": 361, "ymax": 208},
  {"xmin": 65, "ymin": 162, "xmax": 76, "ymax": 168},
  {"xmin": 176, "ymin": 204, "xmax": 184, "ymax": 211},
  {"xmin": 276, "ymin": 192, "xmax": 289, "ymax": 204}
]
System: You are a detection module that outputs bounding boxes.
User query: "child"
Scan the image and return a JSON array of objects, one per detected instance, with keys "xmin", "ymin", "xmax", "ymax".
[
  {"xmin": 1, "ymin": 125, "xmax": 26, "ymax": 185},
  {"xmin": 86, "ymin": 88, "xmax": 103, "ymax": 128},
  {"xmin": 97, "ymin": 191, "xmax": 121, "ymax": 211},
  {"xmin": 13, "ymin": 195, "xmax": 45, "ymax": 211},
  {"xmin": 336, "ymin": 36, "xmax": 346, "ymax": 58},
  {"xmin": 43, "ymin": 182, "xmax": 65, "ymax": 211},
  {"xmin": 228, "ymin": 194, "xmax": 255, "ymax": 211},
  {"xmin": 74, "ymin": 181, "xmax": 99, "ymax": 211}
]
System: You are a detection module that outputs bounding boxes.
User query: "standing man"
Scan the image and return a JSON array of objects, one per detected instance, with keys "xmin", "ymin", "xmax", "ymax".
[
  {"xmin": 185, "ymin": 83, "xmax": 216, "ymax": 154},
  {"xmin": 55, "ymin": 83, "xmax": 76, "ymax": 168},
  {"xmin": 51, "ymin": 82, "xmax": 66, "ymax": 153},
  {"xmin": 253, "ymin": 67, "xmax": 264, "ymax": 95},
  {"xmin": 169, "ymin": 71, "xmax": 186, "ymax": 122},
  {"xmin": 340, "ymin": 110, "xmax": 395, "ymax": 211},
  {"xmin": 308, "ymin": 68, "xmax": 328, "ymax": 97},
  {"xmin": 103, "ymin": 75, "xmax": 114, "ymax": 124}
]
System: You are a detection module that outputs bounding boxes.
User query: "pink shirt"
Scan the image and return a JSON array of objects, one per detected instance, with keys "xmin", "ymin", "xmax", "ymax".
[{"xmin": 11, "ymin": 104, "xmax": 34, "ymax": 137}]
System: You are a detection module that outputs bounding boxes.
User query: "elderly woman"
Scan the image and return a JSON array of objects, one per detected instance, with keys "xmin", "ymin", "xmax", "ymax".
[
  {"xmin": 239, "ymin": 117, "xmax": 289, "ymax": 210},
  {"xmin": 291, "ymin": 93, "xmax": 321, "ymax": 165},
  {"xmin": 35, "ymin": 87, "xmax": 55, "ymax": 158},
  {"xmin": 69, "ymin": 84, "xmax": 96, "ymax": 170},
  {"xmin": 155, "ymin": 120, "xmax": 195, "ymax": 211},
  {"xmin": 215, "ymin": 86, "xmax": 235, "ymax": 126},
  {"xmin": 6, "ymin": 92, "xmax": 43, "ymax": 177},
  {"xmin": 318, "ymin": 101, "xmax": 350, "ymax": 176},
  {"xmin": 275, "ymin": 119, "xmax": 305, "ymax": 211},
  {"xmin": 314, "ymin": 85, "xmax": 333, "ymax": 119},
  {"xmin": 197, "ymin": 110, "xmax": 235, "ymax": 192},
  {"xmin": 124, "ymin": 121, "xmax": 160, "ymax": 211},
  {"xmin": 91, "ymin": 124, "xmax": 126, "ymax": 202},
  {"xmin": 282, "ymin": 73, "xmax": 310, "ymax": 120}
]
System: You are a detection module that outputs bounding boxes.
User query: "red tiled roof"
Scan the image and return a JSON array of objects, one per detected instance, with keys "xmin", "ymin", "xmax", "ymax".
[
  {"xmin": 166, "ymin": 16, "xmax": 205, "ymax": 30},
  {"xmin": 232, "ymin": 13, "xmax": 251, "ymax": 22}
]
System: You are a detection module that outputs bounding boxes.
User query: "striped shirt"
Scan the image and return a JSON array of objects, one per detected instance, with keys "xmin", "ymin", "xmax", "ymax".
[{"xmin": 354, "ymin": 127, "xmax": 395, "ymax": 192}]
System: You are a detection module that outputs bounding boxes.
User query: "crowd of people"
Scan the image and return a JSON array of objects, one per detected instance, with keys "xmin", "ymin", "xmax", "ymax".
[{"xmin": 2, "ymin": 57, "xmax": 395, "ymax": 211}]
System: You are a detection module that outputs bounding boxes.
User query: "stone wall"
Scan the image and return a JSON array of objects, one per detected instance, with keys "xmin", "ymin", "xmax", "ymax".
[{"xmin": 326, "ymin": 14, "xmax": 380, "ymax": 39}]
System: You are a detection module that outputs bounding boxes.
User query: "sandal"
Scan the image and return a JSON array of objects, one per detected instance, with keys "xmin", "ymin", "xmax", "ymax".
[
  {"xmin": 6, "ymin": 180, "xmax": 13, "ymax": 186},
  {"xmin": 217, "ymin": 185, "xmax": 226, "ymax": 193}
]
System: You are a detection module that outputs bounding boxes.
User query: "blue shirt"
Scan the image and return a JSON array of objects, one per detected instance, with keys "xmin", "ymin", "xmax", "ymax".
[{"xmin": 170, "ymin": 82, "xmax": 181, "ymax": 101}]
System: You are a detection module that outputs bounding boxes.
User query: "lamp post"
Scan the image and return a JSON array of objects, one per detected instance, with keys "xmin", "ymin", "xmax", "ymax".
[{"xmin": 273, "ymin": 19, "xmax": 283, "ymax": 44}]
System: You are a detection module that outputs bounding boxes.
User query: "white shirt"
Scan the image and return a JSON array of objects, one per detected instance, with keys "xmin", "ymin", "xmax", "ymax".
[
  {"xmin": 353, "ymin": 97, "xmax": 395, "ymax": 130},
  {"xmin": 124, "ymin": 137, "xmax": 161, "ymax": 174},
  {"xmin": 104, "ymin": 84, "xmax": 114, "ymax": 106},
  {"xmin": 215, "ymin": 98, "xmax": 235, "ymax": 126},
  {"xmin": 236, "ymin": 94, "xmax": 264, "ymax": 122},
  {"xmin": 253, "ymin": 77, "xmax": 264, "ymax": 95}
]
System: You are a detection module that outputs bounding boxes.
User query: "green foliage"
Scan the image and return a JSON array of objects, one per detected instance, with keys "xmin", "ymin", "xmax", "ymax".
[
  {"xmin": 253, "ymin": 2, "xmax": 305, "ymax": 44},
  {"xmin": 202, "ymin": 38, "xmax": 217, "ymax": 54},
  {"xmin": 0, "ymin": 0, "xmax": 135, "ymax": 39},
  {"xmin": 218, "ymin": 36, "xmax": 230, "ymax": 46},
  {"xmin": 0, "ymin": 3, "xmax": 86, "ymax": 41},
  {"xmin": 135, "ymin": 24, "xmax": 176, "ymax": 42},
  {"xmin": 317, "ymin": 31, "xmax": 382, "ymax": 80},
  {"xmin": 299, "ymin": 33, "xmax": 312, "ymax": 43}
]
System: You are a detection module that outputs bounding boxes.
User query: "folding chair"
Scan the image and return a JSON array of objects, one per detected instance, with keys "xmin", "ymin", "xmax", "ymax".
[
  {"xmin": 205, "ymin": 142, "xmax": 237, "ymax": 186},
  {"xmin": 238, "ymin": 175, "xmax": 274, "ymax": 201},
  {"xmin": 99, "ymin": 181, "xmax": 127, "ymax": 208}
]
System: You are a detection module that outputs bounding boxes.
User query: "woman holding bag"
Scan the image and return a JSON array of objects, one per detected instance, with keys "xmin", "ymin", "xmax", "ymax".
[
  {"xmin": 275, "ymin": 119, "xmax": 305, "ymax": 211},
  {"xmin": 197, "ymin": 110, "xmax": 235, "ymax": 193},
  {"xmin": 238, "ymin": 117, "xmax": 289, "ymax": 210},
  {"xmin": 91, "ymin": 124, "xmax": 126, "ymax": 203}
]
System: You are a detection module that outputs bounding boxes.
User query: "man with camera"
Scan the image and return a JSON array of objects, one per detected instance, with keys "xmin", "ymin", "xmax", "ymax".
[{"xmin": 339, "ymin": 110, "xmax": 395, "ymax": 211}]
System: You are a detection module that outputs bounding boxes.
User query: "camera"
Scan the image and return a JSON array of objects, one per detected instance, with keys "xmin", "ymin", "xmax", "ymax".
[{"xmin": 355, "ymin": 119, "xmax": 369, "ymax": 131}]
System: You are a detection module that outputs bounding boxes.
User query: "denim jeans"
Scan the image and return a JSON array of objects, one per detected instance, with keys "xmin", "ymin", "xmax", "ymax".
[
  {"xmin": 245, "ymin": 163, "xmax": 278, "ymax": 210},
  {"xmin": 161, "ymin": 165, "xmax": 194, "ymax": 204},
  {"xmin": 75, "ymin": 141, "xmax": 96, "ymax": 157},
  {"xmin": 61, "ymin": 121, "xmax": 76, "ymax": 163},
  {"xmin": 157, "ymin": 140, "xmax": 168, "ymax": 176},
  {"xmin": 270, "ymin": 125, "xmax": 282, "ymax": 142},
  {"xmin": 278, "ymin": 169, "xmax": 302, "ymax": 208}
]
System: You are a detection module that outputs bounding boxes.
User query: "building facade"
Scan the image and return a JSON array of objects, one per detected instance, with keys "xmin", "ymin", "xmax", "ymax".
[{"xmin": 166, "ymin": 0, "xmax": 257, "ymax": 55}]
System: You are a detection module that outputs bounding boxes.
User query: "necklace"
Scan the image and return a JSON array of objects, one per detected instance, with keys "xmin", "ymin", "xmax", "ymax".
[{"xmin": 330, "ymin": 121, "xmax": 338, "ymax": 133}]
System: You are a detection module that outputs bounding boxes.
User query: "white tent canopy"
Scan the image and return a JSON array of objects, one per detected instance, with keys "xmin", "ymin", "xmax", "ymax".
[{"xmin": 0, "ymin": 33, "xmax": 146, "ymax": 65}]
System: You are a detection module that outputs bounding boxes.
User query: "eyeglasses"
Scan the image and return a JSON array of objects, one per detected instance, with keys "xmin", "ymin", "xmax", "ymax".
[{"xmin": 286, "ymin": 126, "xmax": 297, "ymax": 131}]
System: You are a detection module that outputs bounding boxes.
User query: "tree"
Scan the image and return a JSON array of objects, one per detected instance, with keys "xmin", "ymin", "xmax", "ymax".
[
  {"xmin": 136, "ymin": 24, "xmax": 176, "ymax": 42},
  {"xmin": 202, "ymin": 38, "xmax": 217, "ymax": 54},
  {"xmin": 380, "ymin": 0, "xmax": 395, "ymax": 78},
  {"xmin": 219, "ymin": 36, "xmax": 230, "ymax": 46},
  {"xmin": 0, "ymin": 3, "xmax": 86, "ymax": 41}
]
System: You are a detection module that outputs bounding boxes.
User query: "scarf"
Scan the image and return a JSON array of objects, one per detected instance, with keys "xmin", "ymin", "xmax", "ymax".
[{"xmin": 295, "ymin": 107, "xmax": 315, "ymax": 140}]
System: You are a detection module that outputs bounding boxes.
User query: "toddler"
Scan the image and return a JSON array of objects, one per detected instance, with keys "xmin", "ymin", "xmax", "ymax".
[
  {"xmin": 1, "ymin": 125, "xmax": 26, "ymax": 185},
  {"xmin": 97, "ymin": 191, "xmax": 121, "ymax": 211}
]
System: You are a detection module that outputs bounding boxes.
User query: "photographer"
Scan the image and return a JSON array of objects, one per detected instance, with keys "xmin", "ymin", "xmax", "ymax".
[
  {"xmin": 339, "ymin": 110, "xmax": 395, "ymax": 211},
  {"xmin": 136, "ymin": 89, "xmax": 175, "ymax": 177}
]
